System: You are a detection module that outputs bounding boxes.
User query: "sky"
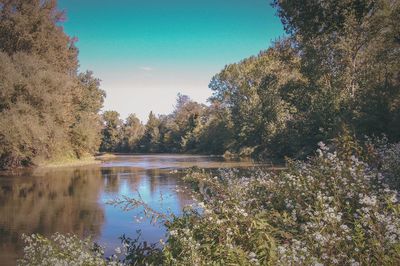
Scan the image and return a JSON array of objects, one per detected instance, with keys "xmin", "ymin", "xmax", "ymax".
[{"xmin": 58, "ymin": 0, "xmax": 284, "ymax": 122}]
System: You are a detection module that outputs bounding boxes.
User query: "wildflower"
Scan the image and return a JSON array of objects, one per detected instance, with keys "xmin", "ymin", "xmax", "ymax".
[
  {"xmin": 248, "ymin": 252, "xmax": 257, "ymax": 259},
  {"xmin": 114, "ymin": 247, "xmax": 121, "ymax": 254}
]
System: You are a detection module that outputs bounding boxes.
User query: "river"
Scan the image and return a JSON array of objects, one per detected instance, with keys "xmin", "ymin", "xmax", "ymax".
[{"xmin": 0, "ymin": 154, "xmax": 261, "ymax": 265}]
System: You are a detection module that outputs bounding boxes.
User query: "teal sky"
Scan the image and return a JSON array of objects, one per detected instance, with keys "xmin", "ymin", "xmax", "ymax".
[{"xmin": 58, "ymin": 0, "xmax": 284, "ymax": 121}]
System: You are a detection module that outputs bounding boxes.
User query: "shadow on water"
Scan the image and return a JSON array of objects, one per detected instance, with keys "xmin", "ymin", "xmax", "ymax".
[
  {"xmin": 0, "ymin": 167, "xmax": 105, "ymax": 265},
  {"xmin": 0, "ymin": 154, "xmax": 264, "ymax": 265}
]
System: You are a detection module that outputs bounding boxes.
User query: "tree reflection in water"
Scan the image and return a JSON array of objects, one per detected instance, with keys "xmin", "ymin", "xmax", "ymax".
[{"xmin": 0, "ymin": 167, "xmax": 105, "ymax": 265}]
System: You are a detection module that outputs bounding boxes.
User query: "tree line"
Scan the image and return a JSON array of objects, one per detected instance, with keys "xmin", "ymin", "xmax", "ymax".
[
  {"xmin": 99, "ymin": 93, "xmax": 232, "ymax": 155},
  {"xmin": 1, "ymin": 0, "xmax": 399, "ymax": 168},
  {"xmin": 101, "ymin": 0, "xmax": 400, "ymax": 158}
]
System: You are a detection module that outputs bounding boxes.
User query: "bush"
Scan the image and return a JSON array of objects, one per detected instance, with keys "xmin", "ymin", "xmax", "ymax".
[
  {"xmin": 365, "ymin": 136, "xmax": 400, "ymax": 191},
  {"xmin": 163, "ymin": 141, "xmax": 400, "ymax": 265},
  {"xmin": 18, "ymin": 233, "xmax": 112, "ymax": 266}
]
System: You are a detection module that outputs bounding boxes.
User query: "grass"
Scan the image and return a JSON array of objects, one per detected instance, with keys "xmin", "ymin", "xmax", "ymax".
[{"xmin": 36, "ymin": 152, "xmax": 101, "ymax": 169}]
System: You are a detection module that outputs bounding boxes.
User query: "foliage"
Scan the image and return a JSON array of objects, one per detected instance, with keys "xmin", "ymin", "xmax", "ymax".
[
  {"xmin": 99, "ymin": 94, "xmax": 231, "ymax": 155},
  {"xmin": 120, "ymin": 114, "xmax": 145, "ymax": 152},
  {"xmin": 0, "ymin": 0, "xmax": 105, "ymax": 168},
  {"xmin": 0, "ymin": 0, "xmax": 78, "ymax": 73},
  {"xmin": 18, "ymin": 232, "xmax": 163, "ymax": 266},
  {"xmin": 140, "ymin": 111, "xmax": 161, "ymax": 153},
  {"xmin": 209, "ymin": 41, "xmax": 304, "ymax": 157},
  {"xmin": 201, "ymin": 0, "xmax": 400, "ymax": 159},
  {"xmin": 100, "ymin": 111, "xmax": 123, "ymax": 152},
  {"xmin": 365, "ymin": 136, "xmax": 400, "ymax": 190},
  {"xmin": 119, "ymin": 232, "xmax": 163, "ymax": 265},
  {"xmin": 102, "ymin": 0, "xmax": 399, "ymax": 159},
  {"xmin": 18, "ymin": 233, "xmax": 113, "ymax": 266},
  {"xmin": 160, "ymin": 140, "xmax": 400, "ymax": 265}
]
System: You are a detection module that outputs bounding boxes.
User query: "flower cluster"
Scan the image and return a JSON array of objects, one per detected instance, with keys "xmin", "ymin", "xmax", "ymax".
[
  {"xmin": 366, "ymin": 136, "xmax": 400, "ymax": 190},
  {"xmin": 18, "ymin": 233, "xmax": 121, "ymax": 266}
]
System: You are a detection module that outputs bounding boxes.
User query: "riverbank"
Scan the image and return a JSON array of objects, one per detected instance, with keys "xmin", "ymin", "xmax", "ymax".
[{"xmin": 37, "ymin": 156, "xmax": 102, "ymax": 169}]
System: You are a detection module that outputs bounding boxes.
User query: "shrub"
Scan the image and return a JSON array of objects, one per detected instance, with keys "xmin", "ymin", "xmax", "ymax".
[
  {"xmin": 18, "ymin": 233, "xmax": 113, "ymax": 266},
  {"xmin": 163, "ymin": 141, "xmax": 400, "ymax": 265},
  {"xmin": 365, "ymin": 136, "xmax": 400, "ymax": 190}
]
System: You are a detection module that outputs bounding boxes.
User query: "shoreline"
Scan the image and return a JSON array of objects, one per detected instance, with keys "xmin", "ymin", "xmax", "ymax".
[
  {"xmin": 37, "ymin": 156, "xmax": 102, "ymax": 169},
  {"xmin": 1, "ymin": 153, "xmax": 284, "ymax": 173}
]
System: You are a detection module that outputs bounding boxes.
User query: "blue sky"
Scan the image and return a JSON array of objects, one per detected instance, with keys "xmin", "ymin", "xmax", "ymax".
[{"xmin": 58, "ymin": 0, "xmax": 284, "ymax": 121}]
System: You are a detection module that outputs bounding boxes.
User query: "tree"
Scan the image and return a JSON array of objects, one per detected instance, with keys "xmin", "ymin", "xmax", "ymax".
[
  {"xmin": 0, "ymin": 0, "xmax": 105, "ymax": 168},
  {"xmin": 172, "ymin": 94, "xmax": 205, "ymax": 152},
  {"xmin": 140, "ymin": 111, "xmax": 161, "ymax": 153},
  {"xmin": 197, "ymin": 102, "xmax": 233, "ymax": 154},
  {"xmin": 100, "ymin": 111, "xmax": 122, "ymax": 152},
  {"xmin": 70, "ymin": 72, "xmax": 105, "ymax": 157},
  {"xmin": 209, "ymin": 41, "xmax": 302, "ymax": 157},
  {"xmin": 0, "ymin": 52, "xmax": 75, "ymax": 167},
  {"xmin": 120, "ymin": 114, "xmax": 145, "ymax": 152},
  {"xmin": 273, "ymin": 0, "xmax": 400, "ymax": 141},
  {"xmin": 0, "ymin": 0, "xmax": 78, "ymax": 73}
]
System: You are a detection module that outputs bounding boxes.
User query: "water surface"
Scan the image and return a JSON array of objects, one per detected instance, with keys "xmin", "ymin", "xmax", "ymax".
[{"xmin": 0, "ymin": 154, "xmax": 259, "ymax": 265}]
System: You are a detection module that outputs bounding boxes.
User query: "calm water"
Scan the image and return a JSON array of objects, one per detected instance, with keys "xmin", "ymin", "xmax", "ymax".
[{"xmin": 0, "ymin": 155, "xmax": 259, "ymax": 265}]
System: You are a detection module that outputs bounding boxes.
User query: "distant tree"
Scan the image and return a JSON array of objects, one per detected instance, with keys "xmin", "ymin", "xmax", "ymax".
[
  {"xmin": 197, "ymin": 102, "xmax": 233, "ymax": 154},
  {"xmin": 172, "ymin": 94, "xmax": 205, "ymax": 152},
  {"xmin": 120, "ymin": 114, "xmax": 145, "ymax": 152},
  {"xmin": 140, "ymin": 111, "xmax": 161, "ymax": 153},
  {"xmin": 100, "ymin": 111, "xmax": 122, "ymax": 152},
  {"xmin": 157, "ymin": 115, "xmax": 178, "ymax": 153}
]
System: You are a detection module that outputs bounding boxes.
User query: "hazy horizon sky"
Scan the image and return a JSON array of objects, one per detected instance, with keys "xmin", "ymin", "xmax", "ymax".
[{"xmin": 58, "ymin": 0, "xmax": 284, "ymax": 122}]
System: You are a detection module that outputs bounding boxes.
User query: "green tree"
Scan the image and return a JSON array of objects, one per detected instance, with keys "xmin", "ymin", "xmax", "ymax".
[
  {"xmin": 0, "ymin": 0, "xmax": 78, "ymax": 73},
  {"xmin": 0, "ymin": 0, "xmax": 105, "ymax": 168},
  {"xmin": 100, "ymin": 111, "xmax": 122, "ymax": 152},
  {"xmin": 209, "ymin": 41, "xmax": 302, "ymax": 157},
  {"xmin": 273, "ymin": 0, "xmax": 400, "ymax": 140},
  {"xmin": 70, "ymin": 72, "xmax": 105, "ymax": 157},
  {"xmin": 208, "ymin": 0, "xmax": 399, "ymax": 159},
  {"xmin": 140, "ymin": 111, "xmax": 161, "ymax": 153},
  {"xmin": 120, "ymin": 114, "xmax": 145, "ymax": 152},
  {"xmin": 197, "ymin": 102, "xmax": 234, "ymax": 154},
  {"xmin": 172, "ymin": 94, "xmax": 205, "ymax": 152}
]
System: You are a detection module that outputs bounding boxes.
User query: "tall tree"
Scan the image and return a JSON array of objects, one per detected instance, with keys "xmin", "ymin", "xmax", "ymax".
[
  {"xmin": 273, "ymin": 0, "xmax": 400, "ymax": 139},
  {"xmin": 0, "ymin": 0, "xmax": 105, "ymax": 168},
  {"xmin": 70, "ymin": 72, "xmax": 105, "ymax": 157}
]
